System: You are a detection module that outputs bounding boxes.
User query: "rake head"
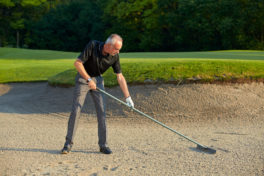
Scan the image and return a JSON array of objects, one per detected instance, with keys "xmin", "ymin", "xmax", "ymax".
[{"xmin": 196, "ymin": 145, "xmax": 216, "ymax": 154}]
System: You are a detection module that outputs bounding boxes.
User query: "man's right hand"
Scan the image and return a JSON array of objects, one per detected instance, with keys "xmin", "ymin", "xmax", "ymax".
[{"xmin": 88, "ymin": 80, "xmax": 96, "ymax": 90}]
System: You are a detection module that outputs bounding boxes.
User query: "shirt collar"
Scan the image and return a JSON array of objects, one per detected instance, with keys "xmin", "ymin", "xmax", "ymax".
[{"xmin": 99, "ymin": 42, "xmax": 109, "ymax": 57}]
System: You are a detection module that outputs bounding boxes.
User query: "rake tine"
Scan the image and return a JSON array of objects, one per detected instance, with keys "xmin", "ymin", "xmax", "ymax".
[{"xmin": 196, "ymin": 144, "xmax": 216, "ymax": 154}]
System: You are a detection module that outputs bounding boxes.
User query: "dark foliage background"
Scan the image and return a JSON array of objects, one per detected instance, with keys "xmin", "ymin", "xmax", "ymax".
[{"xmin": 1, "ymin": 0, "xmax": 263, "ymax": 52}]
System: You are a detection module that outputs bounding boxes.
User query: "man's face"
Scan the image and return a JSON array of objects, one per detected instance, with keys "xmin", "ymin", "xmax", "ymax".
[{"xmin": 109, "ymin": 41, "xmax": 122, "ymax": 56}]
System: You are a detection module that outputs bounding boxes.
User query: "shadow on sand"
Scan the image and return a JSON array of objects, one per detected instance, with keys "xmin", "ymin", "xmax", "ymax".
[{"xmin": 0, "ymin": 147, "xmax": 100, "ymax": 155}]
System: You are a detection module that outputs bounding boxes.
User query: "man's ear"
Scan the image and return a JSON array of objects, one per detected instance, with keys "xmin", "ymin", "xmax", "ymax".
[{"xmin": 105, "ymin": 43, "xmax": 110, "ymax": 51}]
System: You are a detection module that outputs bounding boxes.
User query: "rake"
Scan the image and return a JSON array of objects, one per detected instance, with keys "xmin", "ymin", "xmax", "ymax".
[{"xmin": 97, "ymin": 88, "xmax": 216, "ymax": 154}]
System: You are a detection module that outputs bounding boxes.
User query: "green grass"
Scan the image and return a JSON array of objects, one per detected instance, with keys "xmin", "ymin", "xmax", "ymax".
[
  {"xmin": 0, "ymin": 47, "xmax": 264, "ymax": 87},
  {"xmin": 0, "ymin": 48, "xmax": 76, "ymax": 83},
  {"xmin": 0, "ymin": 47, "xmax": 77, "ymax": 59},
  {"xmin": 120, "ymin": 50, "xmax": 264, "ymax": 60},
  {"xmin": 92, "ymin": 58, "xmax": 264, "ymax": 87}
]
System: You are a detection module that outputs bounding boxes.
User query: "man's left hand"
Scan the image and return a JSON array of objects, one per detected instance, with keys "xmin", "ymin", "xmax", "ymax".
[{"xmin": 126, "ymin": 96, "xmax": 134, "ymax": 108}]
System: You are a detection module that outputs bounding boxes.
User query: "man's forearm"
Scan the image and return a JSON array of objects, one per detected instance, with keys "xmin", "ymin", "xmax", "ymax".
[
  {"xmin": 74, "ymin": 59, "xmax": 90, "ymax": 81},
  {"xmin": 117, "ymin": 73, "xmax": 130, "ymax": 98}
]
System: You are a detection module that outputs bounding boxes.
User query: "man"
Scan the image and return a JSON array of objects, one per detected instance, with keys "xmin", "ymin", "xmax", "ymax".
[{"xmin": 61, "ymin": 34, "xmax": 134, "ymax": 155}]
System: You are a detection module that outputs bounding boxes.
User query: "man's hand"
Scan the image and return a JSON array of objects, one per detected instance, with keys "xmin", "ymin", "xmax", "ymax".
[
  {"xmin": 88, "ymin": 80, "xmax": 97, "ymax": 90},
  {"xmin": 126, "ymin": 96, "xmax": 134, "ymax": 108}
]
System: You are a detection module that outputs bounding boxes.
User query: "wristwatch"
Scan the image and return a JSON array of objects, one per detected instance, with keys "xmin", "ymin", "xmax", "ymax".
[{"xmin": 87, "ymin": 78, "xmax": 92, "ymax": 83}]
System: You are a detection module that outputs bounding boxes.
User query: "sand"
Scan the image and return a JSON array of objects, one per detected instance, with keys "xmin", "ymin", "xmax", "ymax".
[{"xmin": 0, "ymin": 82, "xmax": 263, "ymax": 176}]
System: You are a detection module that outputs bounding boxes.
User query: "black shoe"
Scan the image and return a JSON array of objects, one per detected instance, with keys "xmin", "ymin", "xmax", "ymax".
[
  {"xmin": 61, "ymin": 142, "xmax": 73, "ymax": 154},
  {"xmin": 100, "ymin": 147, "xmax": 112, "ymax": 154}
]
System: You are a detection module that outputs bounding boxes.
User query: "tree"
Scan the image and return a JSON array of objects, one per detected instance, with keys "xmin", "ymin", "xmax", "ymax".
[
  {"xmin": 236, "ymin": 0, "xmax": 264, "ymax": 49},
  {"xmin": 103, "ymin": 0, "xmax": 160, "ymax": 51},
  {"xmin": 29, "ymin": 0, "xmax": 105, "ymax": 51},
  {"xmin": 3, "ymin": 0, "xmax": 263, "ymax": 51},
  {"xmin": 0, "ymin": 0, "xmax": 15, "ymax": 46},
  {"xmin": 0, "ymin": 0, "xmax": 72, "ymax": 47}
]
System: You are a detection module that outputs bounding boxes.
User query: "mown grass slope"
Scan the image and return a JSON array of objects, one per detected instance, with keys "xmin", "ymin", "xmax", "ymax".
[{"xmin": 0, "ymin": 47, "xmax": 263, "ymax": 86}]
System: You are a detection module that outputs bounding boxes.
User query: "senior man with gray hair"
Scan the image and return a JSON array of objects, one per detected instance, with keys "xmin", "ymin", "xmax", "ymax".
[{"xmin": 61, "ymin": 34, "xmax": 134, "ymax": 154}]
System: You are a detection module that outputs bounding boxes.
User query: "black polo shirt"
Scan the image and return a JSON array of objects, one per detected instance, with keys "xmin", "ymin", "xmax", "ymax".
[{"xmin": 77, "ymin": 40, "xmax": 122, "ymax": 77}]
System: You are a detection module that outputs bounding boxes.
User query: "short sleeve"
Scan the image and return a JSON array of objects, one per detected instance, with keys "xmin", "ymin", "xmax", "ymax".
[
  {"xmin": 77, "ymin": 41, "xmax": 94, "ymax": 63},
  {"xmin": 112, "ymin": 55, "xmax": 122, "ymax": 74}
]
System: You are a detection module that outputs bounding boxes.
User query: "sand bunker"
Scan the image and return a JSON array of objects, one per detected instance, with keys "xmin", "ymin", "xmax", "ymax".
[{"xmin": 0, "ymin": 82, "xmax": 263, "ymax": 175}]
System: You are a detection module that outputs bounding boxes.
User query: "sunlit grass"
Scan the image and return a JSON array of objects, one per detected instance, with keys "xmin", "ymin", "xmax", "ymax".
[{"xmin": 0, "ymin": 47, "xmax": 263, "ymax": 86}]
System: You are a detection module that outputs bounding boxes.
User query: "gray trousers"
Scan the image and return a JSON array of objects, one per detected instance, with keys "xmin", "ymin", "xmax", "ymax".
[{"xmin": 65, "ymin": 73, "xmax": 107, "ymax": 147}]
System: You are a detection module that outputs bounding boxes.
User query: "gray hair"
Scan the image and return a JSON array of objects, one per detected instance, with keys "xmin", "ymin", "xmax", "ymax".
[{"xmin": 105, "ymin": 34, "xmax": 123, "ymax": 45}]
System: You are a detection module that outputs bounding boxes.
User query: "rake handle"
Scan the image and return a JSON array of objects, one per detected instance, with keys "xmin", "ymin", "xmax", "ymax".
[{"xmin": 97, "ymin": 87, "xmax": 207, "ymax": 148}]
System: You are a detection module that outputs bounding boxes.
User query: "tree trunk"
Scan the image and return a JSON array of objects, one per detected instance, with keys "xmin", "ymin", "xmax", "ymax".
[
  {"xmin": 261, "ymin": 26, "xmax": 264, "ymax": 43},
  {"xmin": 16, "ymin": 30, "xmax": 19, "ymax": 48}
]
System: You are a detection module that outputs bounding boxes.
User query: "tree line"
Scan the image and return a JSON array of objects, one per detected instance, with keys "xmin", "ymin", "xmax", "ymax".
[{"xmin": 1, "ymin": 0, "xmax": 263, "ymax": 52}]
